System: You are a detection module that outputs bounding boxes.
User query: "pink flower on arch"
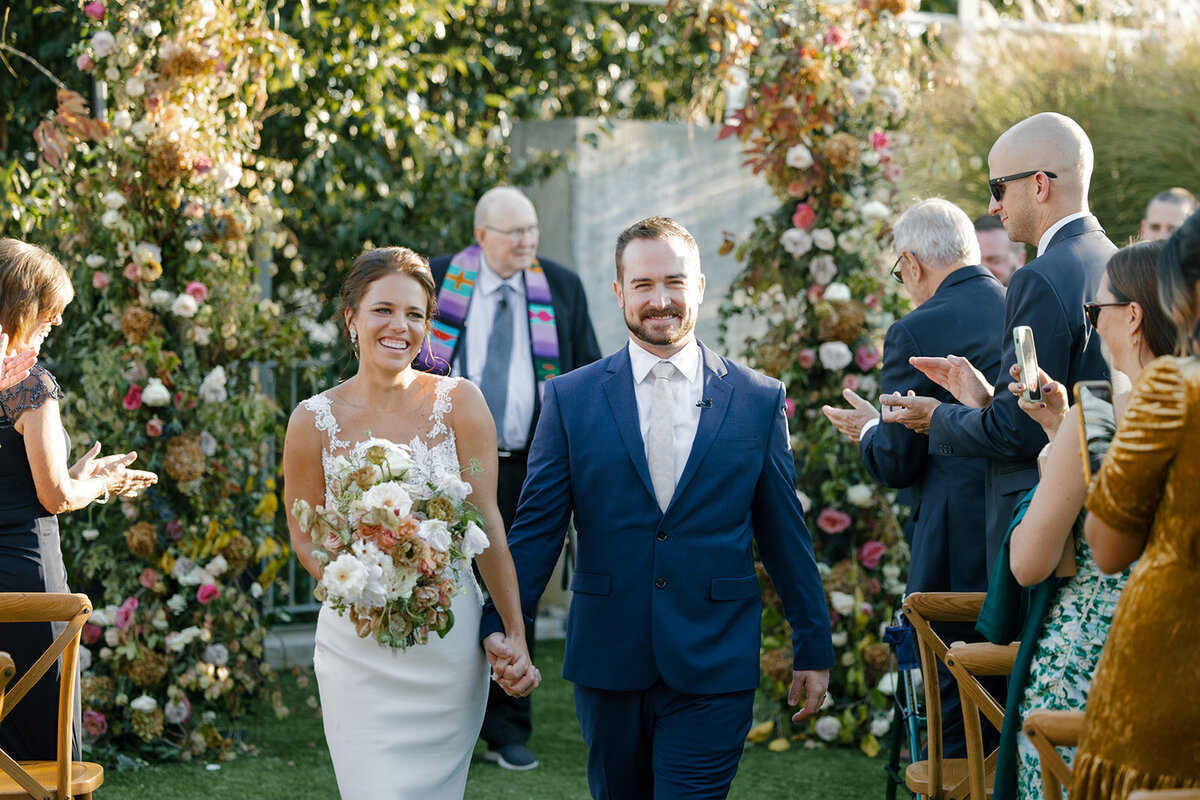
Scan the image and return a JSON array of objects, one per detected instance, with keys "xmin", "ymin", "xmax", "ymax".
[
  {"xmin": 792, "ymin": 202, "xmax": 816, "ymax": 230},
  {"xmin": 82, "ymin": 623, "xmax": 103, "ymax": 646},
  {"xmin": 859, "ymin": 540, "xmax": 888, "ymax": 570},
  {"xmin": 193, "ymin": 156, "xmax": 213, "ymax": 175},
  {"xmin": 823, "ymin": 26, "xmax": 848, "ymax": 49},
  {"xmin": 146, "ymin": 417, "xmax": 163, "ymax": 437},
  {"xmin": 817, "ymin": 508, "xmax": 852, "ymax": 534},
  {"xmin": 798, "ymin": 349, "xmax": 817, "ymax": 369},
  {"xmin": 855, "ymin": 344, "xmax": 881, "ymax": 371},
  {"xmin": 165, "ymin": 519, "xmax": 184, "ymax": 541},
  {"xmin": 76, "ymin": 54, "xmax": 95, "ymax": 71},
  {"xmin": 123, "ymin": 384, "xmax": 143, "ymax": 410},
  {"xmin": 83, "ymin": 710, "xmax": 108, "ymax": 737},
  {"xmin": 83, "ymin": 2, "xmax": 105, "ymax": 21},
  {"xmin": 123, "ymin": 261, "xmax": 140, "ymax": 281},
  {"xmin": 842, "ymin": 374, "xmax": 860, "ymax": 392},
  {"xmin": 196, "ymin": 584, "xmax": 220, "ymax": 605},
  {"xmin": 114, "ymin": 597, "xmax": 138, "ymax": 630},
  {"xmin": 138, "ymin": 568, "xmax": 159, "ymax": 589},
  {"xmin": 185, "ymin": 281, "xmax": 208, "ymax": 303},
  {"xmin": 872, "ymin": 131, "xmax": 891, "ymax": 152},
  {"xmin": 92, "ymin": 271, "xmax": 110, "ymax": 289}
]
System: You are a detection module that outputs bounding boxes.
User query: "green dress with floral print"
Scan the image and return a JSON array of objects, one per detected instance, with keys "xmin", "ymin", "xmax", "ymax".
[{"xmin": 1014, "ymin": 526, "xmax": 1130, "ymax": 799}]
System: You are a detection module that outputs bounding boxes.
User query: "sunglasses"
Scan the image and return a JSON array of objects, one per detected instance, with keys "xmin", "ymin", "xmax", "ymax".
[
  {"xmin": 988, "ymin": 170, "xmax": 1058, "ymax": 202},
  {"xmin": 891, "ymin": 252, "xmax": 905, "ymax": 284},
  {"xmin": 1083, "ymin": 301, "xmax": 1131, "ymax": 328}
]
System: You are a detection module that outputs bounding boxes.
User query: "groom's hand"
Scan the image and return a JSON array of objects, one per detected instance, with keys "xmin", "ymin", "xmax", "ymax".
[
  {"xmin": 483, "ymin": 632, "xmax": 514, "ymax": 675},
  {"xmin": 788, "ymin": 669, "xmax": 831, "ymax": 723}
]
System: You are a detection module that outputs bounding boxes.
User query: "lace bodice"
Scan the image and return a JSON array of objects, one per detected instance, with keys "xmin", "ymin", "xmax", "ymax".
[{"xmin": 301, "ymin": 377, "xmax": 463, "ymax": 506}]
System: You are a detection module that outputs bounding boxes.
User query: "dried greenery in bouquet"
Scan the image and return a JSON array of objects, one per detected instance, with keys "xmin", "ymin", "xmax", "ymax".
[{"xmin": 27, "ymin": 0, "xmax": 313, "ymax": 760}]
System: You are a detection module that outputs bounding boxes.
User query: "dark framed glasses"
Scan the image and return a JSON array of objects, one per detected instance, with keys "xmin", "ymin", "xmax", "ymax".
[
  {"xmin": 988, "ymin": 170, "xmax": 1058, "ymax": 202},
  {"xmin": 1084, "ymin": 301, "xmax": 1131, "ymax": 328},
  {"xmin": 891, "ymin": 252, "xmax": 905, "ymax": 284}
]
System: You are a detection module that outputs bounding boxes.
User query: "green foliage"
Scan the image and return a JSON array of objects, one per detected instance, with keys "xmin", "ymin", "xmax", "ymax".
[
  {"xmin": 260, "ymin": 0, "xmax": 711, "ymax": 302},
  {"xmin": 0, "ymin": 2, "xmax": 82, "ymax": 159},
  {"xmin": 905, "ymin": 31, "xmax": 1200, "ymax": 245}
]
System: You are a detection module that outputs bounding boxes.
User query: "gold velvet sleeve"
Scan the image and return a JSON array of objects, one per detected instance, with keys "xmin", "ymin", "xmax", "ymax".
[{"xmin": 1084, "ymin": 356, "xmax": 1187, "ymax": 535}]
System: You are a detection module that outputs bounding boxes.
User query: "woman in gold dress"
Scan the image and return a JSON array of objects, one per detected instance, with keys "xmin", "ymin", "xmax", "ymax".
[{"xmin": 1071, "ymin": 210, "xmax": 1200, "ymax": 797}]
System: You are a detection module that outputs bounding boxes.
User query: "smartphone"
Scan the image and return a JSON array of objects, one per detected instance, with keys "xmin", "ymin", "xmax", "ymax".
[
  {"xmin": 1074, "ymin": 380, "xmax": 1115, "ymax": 484},
  {"xmin": 1013, "ymin": 325, "xmax": 1042, "ymax": 402}
]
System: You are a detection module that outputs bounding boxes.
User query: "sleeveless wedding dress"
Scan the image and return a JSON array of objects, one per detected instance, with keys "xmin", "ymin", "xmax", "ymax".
[{"xmin": 302, "ymin": 377, "xmax": 489, "ymax": 799}]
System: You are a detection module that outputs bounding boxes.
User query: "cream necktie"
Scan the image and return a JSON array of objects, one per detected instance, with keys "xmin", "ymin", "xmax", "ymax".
[{"xmin": 647, "ymin": 361, "xmax": 677, "ymax": 512}]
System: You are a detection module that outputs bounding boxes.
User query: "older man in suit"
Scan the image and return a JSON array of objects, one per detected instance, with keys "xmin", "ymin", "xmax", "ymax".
[
  {"xmin": 884, "ymin": 113, "xmax": 1115, "ymax": 570},
  {"xmin": 482, "ymin": 216, "xmax": 833, "ymax": 799},
  {"xmin": 824, "ymin": 198, "xmax": 1006, "ymax": 756},
  {"xmin": 418, "ymin": 186, "xmax": 601, "ymax": 771}
]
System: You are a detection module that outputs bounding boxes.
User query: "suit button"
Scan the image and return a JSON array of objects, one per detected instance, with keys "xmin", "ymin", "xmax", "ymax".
[
  {"xmin": 657, "ymin": 531, "xmax": 668, "ymax": 542},
  {"xmin": 655, "ymin": 577, "xmax": 667, "ymax": 589}
]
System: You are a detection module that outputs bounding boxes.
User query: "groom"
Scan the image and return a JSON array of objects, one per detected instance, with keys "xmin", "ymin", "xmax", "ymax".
[{"xmin": 482, "ymin": 216, "xmax": 833, "ymax": 799}]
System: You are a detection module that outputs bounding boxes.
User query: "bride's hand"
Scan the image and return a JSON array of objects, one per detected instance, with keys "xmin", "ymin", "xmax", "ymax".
[{"xmin": 483, "ymin": 632, "xmax": 541, "ymax": 697}]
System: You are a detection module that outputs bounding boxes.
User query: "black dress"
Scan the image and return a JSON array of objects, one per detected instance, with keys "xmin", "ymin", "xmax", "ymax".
[{"xmin": 0, "ymin": 366, "xmax": 75, "ymax": 760}]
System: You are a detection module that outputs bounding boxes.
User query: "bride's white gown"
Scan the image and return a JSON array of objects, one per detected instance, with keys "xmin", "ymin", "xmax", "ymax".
[{"xmin": 302, "ymin": 377, "xmax": 489, "ymax": 799}]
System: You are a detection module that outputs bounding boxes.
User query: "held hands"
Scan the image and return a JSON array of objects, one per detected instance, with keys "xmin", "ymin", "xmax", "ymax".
[
  {"xmin": 0, "ymin": 327, "xmax": 36, "ymax": 392},
  {"xmin": 71, "ymin": 443, "xmax": 159, "ymax": 500},
  {"xmin": 788, "ymin": 669, "xmax": 831, "ymax": 723},
  {"xmin": 483, "ymin": 632, "xmax": 541, "ymax": 698},
  {"xmin": 821, "ymin": 389, "xmax": 878, "ymax": 445},
  {"xmin": 1007, "ymin": 363, "xmax": 1068, "ymax": 439},
  {"xmin": 878, "ymin": 391, "xmax": 941, "ymax": 435},
  {"xmin": 909, "ymin": 354, "xmax": 994, "ymax": 409}
]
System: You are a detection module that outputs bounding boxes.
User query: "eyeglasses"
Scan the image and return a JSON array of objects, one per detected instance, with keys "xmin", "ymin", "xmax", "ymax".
[
  {"xmin": 484, "ymin": 224, "xmax": 539, "ymax": 241},
  {"xmin": 1083, "ymin": 301, "xmax": 1131, "ymax": 328},
  {"xmin": 988, "ymin": 170, "xmax": 1057, "ymax": 202},
  {"xmin": 891, "ymin": 252, "xmax": 906, "ymax": 284}
]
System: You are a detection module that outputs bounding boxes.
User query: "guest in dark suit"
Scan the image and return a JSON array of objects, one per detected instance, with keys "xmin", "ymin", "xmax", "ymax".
[
  {"xmin": 482, "ymin": 216, "xmax": 833, "ymax": 799},
  {"xmin": 417, "ymin": 186, "xmax": 601, "ymax": 771},
  {"xmin": 883, "ymin": 113, "xmax": 1115, "ymax": 571},
  {"xmin": 823, "ymin": 198, "xmax": 1006, "ymax": 757}
]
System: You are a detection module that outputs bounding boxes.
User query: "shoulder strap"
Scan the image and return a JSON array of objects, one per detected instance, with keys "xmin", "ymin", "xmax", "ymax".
[
  {"xmin": 301, "ymin": 393, "xmax": 349, "ymax": 451},
  {"xmin": 0, "ymin": 367, "xmax": 63, "ymax": 424}
]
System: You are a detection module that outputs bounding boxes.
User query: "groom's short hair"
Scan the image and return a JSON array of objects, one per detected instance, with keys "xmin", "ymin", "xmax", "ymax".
[{"xmin": 614, "ymin": 216, "xmax": 699, "ymax": 281}]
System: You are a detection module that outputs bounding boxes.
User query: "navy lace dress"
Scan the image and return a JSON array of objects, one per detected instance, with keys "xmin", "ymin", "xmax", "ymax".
[{"xmin": 0, "ymin": 366, "xmax": 76, "ymax": 760}]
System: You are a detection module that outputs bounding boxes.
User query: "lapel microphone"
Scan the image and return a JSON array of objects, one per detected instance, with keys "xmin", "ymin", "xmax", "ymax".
[{"xmin": 696, "ymin": 399, "xmax": 713, "ymax": 409}]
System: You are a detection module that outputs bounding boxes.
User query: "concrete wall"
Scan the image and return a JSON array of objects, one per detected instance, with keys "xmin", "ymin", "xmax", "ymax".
[{"xmin": 511, "ymin": 118, "xmax": 777, "ymax": 356}]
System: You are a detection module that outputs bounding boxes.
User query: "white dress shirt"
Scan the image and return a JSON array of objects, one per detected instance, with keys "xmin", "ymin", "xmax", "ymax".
[
  {"xmin": 1036, "ymin": 211, "xmax": 1089, "ymax": 258},
  {"xmin": 455, "ymin": 254, "xmax": 535, "ymax": 450},
  {"xmin": 628, "ymin": 339, "xmax": 703, "ymax": 487}
]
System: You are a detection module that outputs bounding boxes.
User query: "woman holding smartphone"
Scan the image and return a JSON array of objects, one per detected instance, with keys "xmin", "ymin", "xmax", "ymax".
[{"xmin": 1070, "ymin": 214, "xmax": 1200, "ymax": 796}]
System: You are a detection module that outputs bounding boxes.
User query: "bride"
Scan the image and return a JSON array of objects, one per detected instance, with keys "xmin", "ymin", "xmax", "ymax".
[{"xmin": 283, "ymin": 246, "xmax": 537, "ymax": 798}]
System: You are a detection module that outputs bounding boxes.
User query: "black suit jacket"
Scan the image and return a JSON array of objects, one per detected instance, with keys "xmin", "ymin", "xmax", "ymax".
[
  {"xmin": 426, "ymin": 253, "xmax": 602, "ymax": 441},
  {"xmin": 861, "ymin": 265, "xmax": 1006, "ymax": 595},
  {"xmin": 927, "ymin": 215, "xmax": 1115, "ymax": 571}
]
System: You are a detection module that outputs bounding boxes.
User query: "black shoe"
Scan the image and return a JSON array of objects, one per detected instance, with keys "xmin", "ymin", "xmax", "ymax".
[{"xmin": 484, "ymin": 743, "xmax": 539, "ymax": 771}]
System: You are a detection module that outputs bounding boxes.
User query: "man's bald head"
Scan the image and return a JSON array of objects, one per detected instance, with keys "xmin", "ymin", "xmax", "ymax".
[
  {"xmin": 474, "ymin": 186, "xmax": 536, "ymax": 229},
  {"xmin": 473, "ymin": 186, "xmax": 541, "ymax": 277},
  {"xmin": 990, "ymin": 112, "xmax": 1093, "ymax": 205}
]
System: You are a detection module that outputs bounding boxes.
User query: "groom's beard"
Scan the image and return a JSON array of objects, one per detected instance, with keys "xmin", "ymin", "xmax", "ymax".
[{"xmin": 625, "ymin": 304, "xmax": 695, "ymax": 347}]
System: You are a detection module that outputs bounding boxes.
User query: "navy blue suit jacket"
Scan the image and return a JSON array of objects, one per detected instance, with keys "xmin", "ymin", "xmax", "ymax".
[
  {"xmin": 481, "ymin": 342, "xmax": 834, "ymax": 694},
  {"xmin": 927, "ymin": 215, "xmax": 1114, "ymax": 570},
  {"xmin": 861, "ymin": 265, "xmax": 1006, "ymax": 595}
]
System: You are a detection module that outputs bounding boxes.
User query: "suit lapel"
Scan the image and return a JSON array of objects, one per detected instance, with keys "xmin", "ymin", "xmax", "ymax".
[
  {"xmin": 602, "ymin": 348, "xmax": 657, "ymax": 503},
  {"xmin": 670, "ymin": 344, "xmax": 730, "ymax": 509}
]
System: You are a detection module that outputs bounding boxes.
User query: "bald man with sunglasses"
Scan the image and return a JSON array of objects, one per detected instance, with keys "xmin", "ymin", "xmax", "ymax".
[{"xmin": 882, "ymin": 112, "xmax": 1115, "ymax": 571}]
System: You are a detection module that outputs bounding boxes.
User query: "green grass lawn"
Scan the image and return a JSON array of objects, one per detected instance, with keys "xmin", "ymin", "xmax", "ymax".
[{"xmin": 101, "ymin": 640, "xmax": 895, "ymax": 799}]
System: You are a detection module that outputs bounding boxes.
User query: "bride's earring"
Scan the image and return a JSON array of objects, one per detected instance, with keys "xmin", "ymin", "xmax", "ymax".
[{"xmin": 349, "ymin": 327, "xmax": 359, "ymax": 359}]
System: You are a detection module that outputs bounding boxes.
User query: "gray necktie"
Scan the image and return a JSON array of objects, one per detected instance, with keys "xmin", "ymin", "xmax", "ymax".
[
  {"xmin": 480, "ymin": 284, "xmax": 515, "ymax": 448},
  {"xmin": 647, "ymin": 361, "xmax": 677, "ymax": 512}
]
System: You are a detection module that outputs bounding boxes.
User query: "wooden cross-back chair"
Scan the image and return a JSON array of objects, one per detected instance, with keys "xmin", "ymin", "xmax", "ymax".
[
  {"xmin": 0, "ymin": 592, "xmax": 104, "ymax": 799},
  {"xmin": 901, "ymin": 591, "xmax": 990, "ymax": 800},
  {"xmin": 1024, "ymin": 710, "xmax": 1200, "ymax": 800},
  {"xmin": 944, "ymin": 640, "xmax": 1019, "ymax": 799}
]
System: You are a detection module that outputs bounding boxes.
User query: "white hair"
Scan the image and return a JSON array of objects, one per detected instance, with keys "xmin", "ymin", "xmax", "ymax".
[{"xmin": 892, "ymin": 198, "xmax": 981, "ymax": 269}]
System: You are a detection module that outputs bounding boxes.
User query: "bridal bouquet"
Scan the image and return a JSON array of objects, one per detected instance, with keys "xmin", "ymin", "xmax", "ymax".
[{"xmin": 291, "ymin": 438, "xmax": 490, "ymax": 651}]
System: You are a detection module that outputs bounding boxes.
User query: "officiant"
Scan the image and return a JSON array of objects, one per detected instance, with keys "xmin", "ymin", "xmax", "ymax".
[{"xmin": 417, "ymin": 185, "xmax": 601, "ymax": 771}]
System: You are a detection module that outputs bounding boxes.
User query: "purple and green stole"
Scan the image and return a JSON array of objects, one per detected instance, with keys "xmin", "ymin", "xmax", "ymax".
[{"xmin": 417, "ymin": 244, "xmax": 561, "ymax": 400}]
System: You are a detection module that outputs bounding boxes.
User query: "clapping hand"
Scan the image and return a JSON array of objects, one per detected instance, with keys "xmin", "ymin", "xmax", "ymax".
[
  {"xmin": 1007, "ymin": 363, "xmax": 1069, "ymax": 439},
  {"xmin": 909, "ymin": 354, "xmax": 994, "ymax": 408},
  {"xmin": 821, "ymin": 389, "xmax": 879, "ymax": 444},
  {"xmin": 0, "ymin": 327, "xmax": 36, "ymax": 392},
  {"xmin": 483, "ymin": 632, "xmax": 541, "ymax": 698},
  {"xmin": 878, "ymin": 390, "xmax": 941, "ymax": 435},
  {"xmin": 71, "ymin": 443, "xmax": 158, "ymax": 499}
]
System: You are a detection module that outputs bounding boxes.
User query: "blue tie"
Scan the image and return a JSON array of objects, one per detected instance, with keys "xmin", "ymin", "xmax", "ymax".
[{"xmin": 480, "ymin": 284, "xmax": 515, "ymax": 448}]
